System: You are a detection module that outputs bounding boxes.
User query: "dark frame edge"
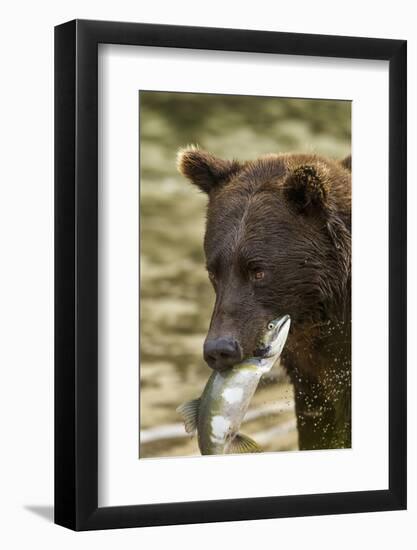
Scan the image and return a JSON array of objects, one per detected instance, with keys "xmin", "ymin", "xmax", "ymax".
[
  {"xmin": 54, "ymin": 19, "xmax": 77, "ymax": 530},
  {"xmin": 55, "ymin": 19, "xmax": 407, "ymax": 531},
  {"xmin": 76, "ymin": 488, "xmax": 404, "ymax": 531},
  {"xmin": 388, "ymin": 39, "xmax": 407, "ymax": 511}
]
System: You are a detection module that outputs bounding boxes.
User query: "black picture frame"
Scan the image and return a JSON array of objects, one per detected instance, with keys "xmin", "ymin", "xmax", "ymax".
[{"xmin": 55, "ymin": 19, "xmax": 407, "ymax": 531}]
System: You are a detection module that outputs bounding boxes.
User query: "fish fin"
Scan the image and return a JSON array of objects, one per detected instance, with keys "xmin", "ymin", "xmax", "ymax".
[
  {"xmin": 230, "ymin": 433, "xmax": 262, "ymax": 454},
  {"xmin": 176, "ymin": 398, "xmax": 200, "ymax": 434}
]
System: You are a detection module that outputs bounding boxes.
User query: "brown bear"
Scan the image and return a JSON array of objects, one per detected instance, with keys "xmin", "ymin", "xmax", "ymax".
[{"xmin": 178, "ymin": 147, "xmax": 352, "ymax": 450}]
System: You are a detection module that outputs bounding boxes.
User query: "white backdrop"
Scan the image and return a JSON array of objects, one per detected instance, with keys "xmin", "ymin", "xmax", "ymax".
[
  {"xmin": 98, "ymin": 45, "xmax": 389, "ymax": 506},
  {"xmin": 0, "ymin": 1, "xmax": 415, "ymax": 549}
]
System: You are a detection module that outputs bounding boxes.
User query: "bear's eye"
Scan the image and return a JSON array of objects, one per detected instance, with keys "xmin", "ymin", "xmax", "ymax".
[{"xmin": 252, "ymin": 270, "xmax": 265, "ymax": 281}]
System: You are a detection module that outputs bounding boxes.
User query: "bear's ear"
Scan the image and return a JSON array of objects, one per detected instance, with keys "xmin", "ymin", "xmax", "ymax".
[
  {"xmin": 177, "ymin": 146, "xmax": 242, "ymax": 194},
  {"xmin": 340, "ymin": 155, "xmax": 351, "ymax": 172},
  {"xmin": 284, "ymin": 164, "xmax": 330, "ymax": 213}
]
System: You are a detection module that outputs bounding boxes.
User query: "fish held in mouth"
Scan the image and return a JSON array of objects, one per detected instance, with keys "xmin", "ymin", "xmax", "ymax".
[{"xmin": 177, "ymin": 314, "xmax": 291, "ymax": 455}]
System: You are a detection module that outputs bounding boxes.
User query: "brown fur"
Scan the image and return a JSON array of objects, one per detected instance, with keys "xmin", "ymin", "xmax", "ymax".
[{"xmin": 178, "ymin": 147, "xmax": 352, "ymax": 450}]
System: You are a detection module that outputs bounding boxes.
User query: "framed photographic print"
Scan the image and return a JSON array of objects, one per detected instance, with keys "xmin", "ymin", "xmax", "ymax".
[{"xmin": 55, "ymin": 19, "xmax": 407, "ymax": 530}]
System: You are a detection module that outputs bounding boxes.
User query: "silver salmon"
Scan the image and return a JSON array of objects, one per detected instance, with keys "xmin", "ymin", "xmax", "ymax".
[{"xmin": 177, "ymin": 314, "xmax": 291, "ymax": 455}]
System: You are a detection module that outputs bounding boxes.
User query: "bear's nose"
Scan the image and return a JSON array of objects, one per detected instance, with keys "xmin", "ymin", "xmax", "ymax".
[{"xmin": 203, "ymin": 337, "xmax": 243, "ymax": 371}]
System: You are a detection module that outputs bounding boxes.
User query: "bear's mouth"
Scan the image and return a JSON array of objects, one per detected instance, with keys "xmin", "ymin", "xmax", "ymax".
[{"xmin": 253, "ymin": 345, "xmax": 271, "ymax": 358}]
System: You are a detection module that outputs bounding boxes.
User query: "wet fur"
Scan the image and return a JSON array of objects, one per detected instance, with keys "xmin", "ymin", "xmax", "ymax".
[{"xmin": 178, "ymin": 148, "xmax": 352, "ymax": 450}]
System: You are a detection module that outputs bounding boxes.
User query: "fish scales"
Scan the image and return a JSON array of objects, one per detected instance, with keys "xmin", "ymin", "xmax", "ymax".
[{"xmin": 177, "ymin": 314, "xmax": 291, "ymax": 455}]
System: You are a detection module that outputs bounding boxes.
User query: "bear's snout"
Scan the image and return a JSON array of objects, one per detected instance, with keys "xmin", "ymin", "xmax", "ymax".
[{"xmin": 203, "ymin": 336, "xmax": 243, "ymax": 371}]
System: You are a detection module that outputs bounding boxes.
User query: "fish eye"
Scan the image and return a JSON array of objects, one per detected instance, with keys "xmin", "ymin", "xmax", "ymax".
[{"xmin": 267, "ymin": 322, "xmax": 275, "ymax": 330}]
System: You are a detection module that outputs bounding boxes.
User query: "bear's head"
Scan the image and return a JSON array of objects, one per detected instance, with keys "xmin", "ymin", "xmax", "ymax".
[{"xmin": 178, "ymin": 147, "xmax": 351, "ymax": 371}]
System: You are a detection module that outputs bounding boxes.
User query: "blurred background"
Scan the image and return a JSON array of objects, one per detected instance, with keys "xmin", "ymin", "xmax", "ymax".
[{"xmin": 139, "ymin": 91, "xmax": 351, "ymax": 458}]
